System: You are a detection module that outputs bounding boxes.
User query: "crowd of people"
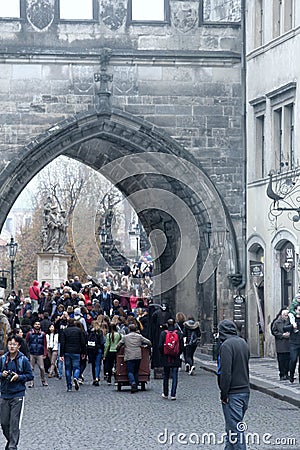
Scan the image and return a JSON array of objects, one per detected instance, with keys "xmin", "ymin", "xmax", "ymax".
[
  {"xmin": 0, "ymin": 257, "xmax": 203, "ymax": 393},
  {"xmin": 0, "ymin": 277, "xmax": 251, "ymax": 450},
  {"xmin": 0, "ymin": 256, "xmax": 207, "ymax": 449},
  {"xmin": 1, "ymin": 259, "xmax": 299, "ymax": 450}
]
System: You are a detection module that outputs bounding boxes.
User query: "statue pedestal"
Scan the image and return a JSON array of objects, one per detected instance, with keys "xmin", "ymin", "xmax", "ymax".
[{"xmin": 37, "ymin": 253, "xmax": 70, "ymax": 289}]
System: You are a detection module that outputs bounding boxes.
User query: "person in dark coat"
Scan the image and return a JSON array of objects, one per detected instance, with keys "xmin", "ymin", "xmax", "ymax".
[
  {"xmin": 40, "ymin": 312, "xmax": 52, "ymax": 333},
  {"xmin": 283, "ymin": 303, "xmax": 300, "ymax": 383},
  {"xmin": 20, "ymin": 310, "xmax": 34, "ymax": 335},
  {"xmin": 99, "ymin": 286, "xmax": 112, "ymax": 316},
  {"xmin": 60, "ymin": 318, "xmax": 87, "ymax": 392},
  {"xmin": 159, "ymin": 318, "xmax": 184, "ymax": 400},
  {"xmin": 149, "ymin": 304, "xmax": 172, "ymax": 373},
  {"xmin": 121, "ymin": 261, "xmax": 131, "ymax": 276},
  {"xmin": 217, "ymin": 319, "xmax": 250, "ymax": 450},
  {"xmin": 183, "ymin": 316, "xmax": 201, "ymax": 375},
  {"xmin": 12, "ymin": 328, "xmax": 30, "ymax": 359},
  {"xmin": 271, "ymin": 308, "xmax": 290, "ymax": 380},
  {"xmin": 110, "ymin": 299, "xmax": 121, "ymax": 318},
  {"xmin": 138, "ymin": 309, "xmax": 150, "ymax": 339},
  {"xmin": 70, "ymin": 276, "xmax": 82, "ymax": 293}
]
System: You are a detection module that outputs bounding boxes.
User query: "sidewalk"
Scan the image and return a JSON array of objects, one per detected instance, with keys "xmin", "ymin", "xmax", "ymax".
[{"xmin": 194, "ymin": 351, "xmax": 300, "ymax": 408}]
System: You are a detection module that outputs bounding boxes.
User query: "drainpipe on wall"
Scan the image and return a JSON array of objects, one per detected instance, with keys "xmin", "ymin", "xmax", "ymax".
[{"xmin": 237, "ymin": 0, "xmax": 247, "ymax": 295}]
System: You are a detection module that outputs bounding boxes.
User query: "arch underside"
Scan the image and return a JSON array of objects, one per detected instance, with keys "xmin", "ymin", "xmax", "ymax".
[{"xmin": 0, "ymin": 108, "xmax": 235, "ymax": 309}]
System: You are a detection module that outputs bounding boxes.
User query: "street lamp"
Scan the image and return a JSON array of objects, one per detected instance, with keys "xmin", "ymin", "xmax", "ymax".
[
  {"xmin": 203, "ymin": 224, "xmax": 226, "ymax": 361},
  {"xmin": 129, "ymin": 222, "xmax": 141, "ymax": 262},
  {"xmin": 134, "ymin": 223, "xmax": 140, "ymax": 262},
  {"xmin": 6, "ymin": 236, "xmax": 18, "ymax": 291}
]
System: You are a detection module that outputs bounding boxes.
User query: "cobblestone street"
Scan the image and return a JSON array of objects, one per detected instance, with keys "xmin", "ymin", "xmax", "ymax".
[{"xmin": 1, "ymin": 364, "xmax": 299, "ymax": 450}]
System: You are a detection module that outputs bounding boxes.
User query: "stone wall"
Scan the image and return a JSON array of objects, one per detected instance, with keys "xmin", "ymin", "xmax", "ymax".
[{"xmin": 0, "ymin": 0, "xmax": 244, "ymax": 324}]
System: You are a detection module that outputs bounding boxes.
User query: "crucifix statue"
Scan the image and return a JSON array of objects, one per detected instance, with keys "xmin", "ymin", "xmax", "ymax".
[{"xmin": 94, "ymin": 48, "xmax": 113, "ymax": 111}]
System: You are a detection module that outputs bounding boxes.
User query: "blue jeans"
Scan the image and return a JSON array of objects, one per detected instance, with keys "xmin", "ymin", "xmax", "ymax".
[
  {"xmin": 163, "ymin": 366, "xmax": 178, "ymax": 398},
  {"xmin": 126, "ymin": 359, "xmax": 140, "ymax": 386},
  {"xmin": 64, "ymin": 353, "xmax": 81, "ymax": 390},
  {"xmin": 222, "ymin": 392, "xmax": 250, "ymax": 450},
  {"xmin": 185, "ymin": 344, "xmax": 197, "ymax": 367},
  {"xmin": 57, "ymin": 343, "xmax": 63, "ymax": 378},
  {"xmin": 91, "ymin": 349, "xmax": 102, "ymax": 380}
]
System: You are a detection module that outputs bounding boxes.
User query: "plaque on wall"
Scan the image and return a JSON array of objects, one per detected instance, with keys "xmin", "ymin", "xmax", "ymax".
[
  {"xmin": 280, "ymin": 243, "xmax": 295, "ymax": 272},
  {"xmin": 250, "ymin": 261, "xmax": 264, "ymax": 277},
  {"xmin": 171, "ymin": 3, "xmax": 198, "ymax": 33},
  {"xmin": 100, "ymin": 0, "xmax": 127, "ymax": 31}
]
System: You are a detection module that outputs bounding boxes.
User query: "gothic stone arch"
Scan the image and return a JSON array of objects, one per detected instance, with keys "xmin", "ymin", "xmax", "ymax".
[{"xmin": 0, "ymin": 109, "xmax": 237, "ymax": 317}]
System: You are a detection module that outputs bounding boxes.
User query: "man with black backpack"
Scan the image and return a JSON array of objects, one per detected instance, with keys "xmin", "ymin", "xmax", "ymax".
[{"xmin": 159, "ymin": 318, "xmax": 184, "ymax": 400}]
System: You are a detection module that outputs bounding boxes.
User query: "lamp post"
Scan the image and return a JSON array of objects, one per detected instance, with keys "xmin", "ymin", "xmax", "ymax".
[
  {"xmin": 129, "ymin": 222, "xmax": 141, "ymax": 262},
  {"xmin": 6, "ymin": 236, "xmax": 18, "ymax": 291},
  {"xmin": 204, "ymin": 224, "xmax": 226, "ymax": 361},
  {"xmin": 134, "ymin": 223, "xmax": 140, "ymax": 262},
  {"xmin": 212, "ymin": 266, "xmax": 218, "ymax": 361}
]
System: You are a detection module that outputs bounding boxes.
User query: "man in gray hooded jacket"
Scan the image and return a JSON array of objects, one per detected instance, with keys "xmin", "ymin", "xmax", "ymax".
[{"xmin": 217, "ymin": 319, "xmax": 250, "ymax": 450}]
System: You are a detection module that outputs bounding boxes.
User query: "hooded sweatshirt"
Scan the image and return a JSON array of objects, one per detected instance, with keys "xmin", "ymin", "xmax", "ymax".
[
  {"xmin": 29, "ymin": 281, "xmax": 40, "ymax": 301},
  {"xmin": 218, "ymin": 319, "xmax": 250, "ymax": 401}
]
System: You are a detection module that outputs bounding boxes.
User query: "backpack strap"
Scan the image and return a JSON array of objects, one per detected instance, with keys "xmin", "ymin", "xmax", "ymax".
[
  {"xmin": 16, "ymin": 353, "xmax": 25, "ymax": 374},
  {"xmin": 176, "ymin": 324, "xmax": 183, "ymax": 334},
  {"xmin": 0, "ymin": 354, "xmax": 5, "ymax": 371}
]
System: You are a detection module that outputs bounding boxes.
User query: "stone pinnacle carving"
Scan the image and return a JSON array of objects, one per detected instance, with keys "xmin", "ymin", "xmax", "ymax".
[{"xmin": 94, "ymin": 48, "xmax": 113, "ymax": 112}]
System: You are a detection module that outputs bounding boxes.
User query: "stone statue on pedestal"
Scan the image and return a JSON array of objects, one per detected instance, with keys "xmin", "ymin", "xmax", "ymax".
[{"xmin": 42, "ymin": 199, "xmax": 68, "ymax": 254}]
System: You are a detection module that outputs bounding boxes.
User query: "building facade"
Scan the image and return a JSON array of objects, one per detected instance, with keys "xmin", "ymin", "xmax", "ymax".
[{"xmin": 246, "ymin": 0, "xmax": 300, "ymax": 356}]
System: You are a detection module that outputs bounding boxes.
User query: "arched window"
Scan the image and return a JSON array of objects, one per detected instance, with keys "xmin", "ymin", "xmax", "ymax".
[{"xmin": 280, "ymin": 241, "xmax": 295, "ymax": 308}]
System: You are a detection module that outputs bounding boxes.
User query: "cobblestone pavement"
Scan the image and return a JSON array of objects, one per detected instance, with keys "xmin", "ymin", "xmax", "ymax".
[
  {"xmin": 196, "ymin": 352, "xmax": 300, "ymax": 407},
  {"xmin": 0, "ymin": 363, "xmax": 299, "ymax": 450}
]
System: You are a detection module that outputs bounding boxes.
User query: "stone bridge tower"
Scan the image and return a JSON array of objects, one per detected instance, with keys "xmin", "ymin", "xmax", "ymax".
[{"xmin": 0, "ymin": 0, "xmax": 244, "ymax": 343}]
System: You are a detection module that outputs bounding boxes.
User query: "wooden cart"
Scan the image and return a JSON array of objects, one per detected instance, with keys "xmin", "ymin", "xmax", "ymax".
[{"xmin": 115, "ymin": 345, "xmax": 150, "ymax": 391}]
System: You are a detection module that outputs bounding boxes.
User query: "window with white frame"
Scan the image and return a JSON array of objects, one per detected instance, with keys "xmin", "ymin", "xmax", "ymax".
[
  {"xmin": 285, "ymin": 103, "xmax": 294, "ymax": 169},
  {"xmin": 130, "ymin": 0, "xmax": 166, "ymax": 22},
  {"xmin": 272, "ymin": 104, "xmax": 294, "ymax": 171},
  {"xmin": 274, "ymin": 107, "xmax": 284, "ymax": 169},
  {"xmin": 59, "ymin": 0, "xmax": 94, "ymax": 20},
  {"xmin": 254, "ymin": 0, "xmax": 264, "ymax": 47},
  {"xmin": 273, "ymin": 0, "xmax": 294, "ymax": 38},
  {"xmin": 266, "ymin": 83, "xmax": 296, "ymax": 172},
  {"xmin": 250, "ymin": 97, "xmax": 266, "ymax": 180},
  {"xmin": 255, "ymin": 115, "xmax": 265, "ymax": 178},
  {"xmin": 0, "ymin": 0, "xmax": 20, "ymax": 18}
]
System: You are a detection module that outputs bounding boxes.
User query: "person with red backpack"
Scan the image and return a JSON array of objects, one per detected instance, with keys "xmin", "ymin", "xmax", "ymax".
[{"xmin": 159, "ymin": 318, "xmax": 184, "ymax": 400}]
